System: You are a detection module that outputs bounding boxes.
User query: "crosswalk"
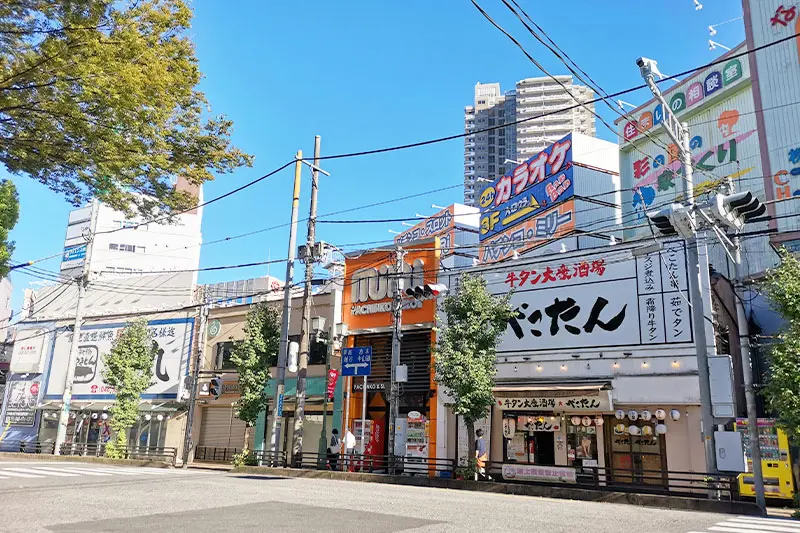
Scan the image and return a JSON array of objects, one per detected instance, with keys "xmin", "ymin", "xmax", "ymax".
[
  {"xmin": 689, "ymin": 516, "xmax": 800, "ymax": 533},
  {"xmin": 0, "ymin": 463, "xmax": 199, "ymax": 481}
]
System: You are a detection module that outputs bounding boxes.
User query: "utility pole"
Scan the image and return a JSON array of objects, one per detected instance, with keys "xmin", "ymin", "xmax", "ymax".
[
  {"xmin": 386, "ymin": 245, "xmax": 405, "ymax": 473},
  {"xmin": 726, "ymin": 179, "xmax": 766, "ymax": 512},
  {"xmin": 54, "ymin": 201, "xmax": 97, "ymax": 455},
  {"xmin": 267, "ymin": 150, "xmax": 304, "ymax": 463},
  {"xmin": 182, "ymin": 287, "xmax": 209, "ymax": 467},
  {"xmin": 293, "ymin": 135, "xmax": 322, "ymax": 465},
  {"xmin": 638, "ymin": 57, "xmax": 717, "ymax": 474}
]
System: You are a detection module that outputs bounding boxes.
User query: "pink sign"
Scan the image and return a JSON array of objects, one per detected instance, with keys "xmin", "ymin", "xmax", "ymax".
[{"xmin": 326, "ymin": 369, "xmax": 339, "ymax": 400}]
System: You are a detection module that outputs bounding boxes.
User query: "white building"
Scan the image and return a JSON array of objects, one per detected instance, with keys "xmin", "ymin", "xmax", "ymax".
[
  {"xmin": 0, "ymin": 277, "xmax": 12, "ymax": 334},
  {"xmin": 59, "ymin": 177, "xmax": 203, "ymax": 284},
  {"xmin": 464, "ymin": 78, "xmax": 596, "ymax": 208}
]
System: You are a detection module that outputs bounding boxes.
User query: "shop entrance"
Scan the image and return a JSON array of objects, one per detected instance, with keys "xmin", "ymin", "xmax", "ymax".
[{"xmin": 529, "ymin": 432, "xmax": 555, "ymax": 465}]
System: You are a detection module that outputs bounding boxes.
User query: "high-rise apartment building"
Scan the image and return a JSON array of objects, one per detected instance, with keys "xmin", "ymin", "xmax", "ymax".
[{"xmin": 463, "ymin": 77, "xmax": 596, "ymax": 207}]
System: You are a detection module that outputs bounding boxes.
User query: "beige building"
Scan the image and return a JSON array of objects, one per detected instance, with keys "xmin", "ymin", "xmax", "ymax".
[{"xmin": 190, "ymin": 285, "xmax": 344, "ymax": 462}]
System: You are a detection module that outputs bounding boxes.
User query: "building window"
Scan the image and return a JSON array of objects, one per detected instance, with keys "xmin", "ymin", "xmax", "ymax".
[
  {"xmin": 215, "ymin": 341, "xmax": 236, "ymax": 370},
  {"xmin": 109, "ymin": 243, "xmax": 118, "ymax": 251}
]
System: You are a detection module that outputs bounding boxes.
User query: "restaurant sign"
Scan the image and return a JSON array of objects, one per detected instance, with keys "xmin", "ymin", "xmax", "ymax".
[{"xmin": 495, "ymin": 389, "xmax": 613, "ymax": 412}]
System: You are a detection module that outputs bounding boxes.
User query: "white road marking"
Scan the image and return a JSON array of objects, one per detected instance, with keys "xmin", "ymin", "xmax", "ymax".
[
  {"xmin": 694, "ymin": 516, "xmax": 800, "ymax": 533},
  {"xmin": 0, "ymin": 468, "xmax": 46, "ymax": 478},
  {"xmin": 25, "ymin": 467, "xmax": 79, "ymax": 477},
  {"xmin": 50, "ymin": 467, "xmax": 113, "ymax": 476}
]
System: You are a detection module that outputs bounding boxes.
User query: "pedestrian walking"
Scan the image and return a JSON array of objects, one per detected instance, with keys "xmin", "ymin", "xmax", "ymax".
[
  {"xmin": 344, "ymin": 428, "xmax": 356, "ymax": 471},
  {"xmin": 328, "ymin": 429, "xmax": 341, "ymax": 470}
]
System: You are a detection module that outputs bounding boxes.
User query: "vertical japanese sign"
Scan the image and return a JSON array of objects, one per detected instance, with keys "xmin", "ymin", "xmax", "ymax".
[
  {"xmin": 326, "ymin": 369, "xmax": 339, "ymax": 400},
  {"xmin": 479, "ymin": 135, "xmax": 574, "ymax": 240},
  {"xmin": 483, "ymin": 242, "xmax": 692, "ymax": 352}
]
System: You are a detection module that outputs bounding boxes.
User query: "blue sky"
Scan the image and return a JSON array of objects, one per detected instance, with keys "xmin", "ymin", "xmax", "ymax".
[{"xmin": 5, "ymin": 0, "xmax": 746, "ymax": 312}]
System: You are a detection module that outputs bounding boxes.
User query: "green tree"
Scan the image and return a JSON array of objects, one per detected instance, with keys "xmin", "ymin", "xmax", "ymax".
[
  {"xmin": 434, "ymin": 274, "xmax": 513, "ymax": 467},
  {"xmin": 0, "ymin": 1, "xmax": 252, "ymax": 217},
  {"xmin": 0, "ymin": 180, "xmax": 19, "ymax": 278},
  {"xmin": 102, "ymin": 318, "xmax": 156, "ymax": 458},
  {"xmin": 762, "ymin": 249, "xmax": 800, "ymax": 442},
  {"xmin": 230, "ymin": 303, "xmax": 281, "ymax": 457}
]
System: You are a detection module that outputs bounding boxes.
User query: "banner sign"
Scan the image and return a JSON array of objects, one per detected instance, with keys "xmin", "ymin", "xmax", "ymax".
[
  {"xmin": 4, "ymin": 380, "xmax": 40, "ymax": 427},
  {"xmin": 495, "ymin": 390, "xmax": 612, "ymax": 412},
  {"xmin": 326, "ymin": 369, "xmax": 339, "ymax": 400},
  {"xmin": 44, "ymin": 316, "xmax": 194, "ymax": 401},
  {"xmin": 502, "ymin": 464, "xmax": 577, "ymax": 483},
  {"xmin": 479, "ymin": 135, "xmax": 574, "ymax": 241}
]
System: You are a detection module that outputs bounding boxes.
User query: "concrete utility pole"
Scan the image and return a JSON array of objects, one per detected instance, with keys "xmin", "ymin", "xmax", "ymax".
[
  {"xmin": 725, "ymin": 179, "xmax": 766, "ymax": 512},
  {"xmin": 182, "ymin": 288, "xmax": 209, "ymax": 467},
  {"xmin": 54, "ymin": 202, "xmax": 97, "ymax": 455},
  {"xmin": 267, "ymin": 150, "xmax": 304, "ymax": 463},
  {"xmin": 637, "ymin": 58, "xmax": 717, "ymax": 474},
  {"xmin": 292, "ymin": 135, "xmax": 322, "ymax": 465},
  {"xmin": 386, "ymin": 246, "xmax": 406, "ymax": 472}
]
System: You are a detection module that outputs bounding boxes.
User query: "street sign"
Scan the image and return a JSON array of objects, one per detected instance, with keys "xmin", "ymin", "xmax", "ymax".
[{"xmin": 341, "ymin": 347, "xmax": 372, "ymax": 377}]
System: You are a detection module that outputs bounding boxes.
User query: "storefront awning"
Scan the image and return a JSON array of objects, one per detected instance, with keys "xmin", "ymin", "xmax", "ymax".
[{"xmin": 493, "ymin": 382, "xmax": 613, "ymax": 413}]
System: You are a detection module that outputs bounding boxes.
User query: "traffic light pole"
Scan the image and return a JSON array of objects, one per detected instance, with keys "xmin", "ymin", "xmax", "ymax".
[
  {"xmin": 639, "ymin": 62, "xmax": 717, "ymax": 475},
  {"xmin": 386, "ymin": 245, "xmax": 405, "ymax": 473},
  {"xmin": 182, "ymin": 290, "xmax": 208, "ymax": 467}
]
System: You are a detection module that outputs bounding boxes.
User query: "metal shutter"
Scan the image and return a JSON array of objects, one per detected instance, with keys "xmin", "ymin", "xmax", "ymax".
[{"xmin": 198, "ymin": 407, "xmax": 247, "ymax": 449}]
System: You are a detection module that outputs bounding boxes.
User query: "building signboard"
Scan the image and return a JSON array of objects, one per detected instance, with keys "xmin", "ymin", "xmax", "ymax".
[
  {"xmin": 744, "ymin": 0, "xmax": 800, "ymax": 237},
  {"xmin": 60, "ymin": 243, "xmax": 87, "ymax": 271},
  {"xmin": 481, "ymin": 241, "xmax": 692, "ymax": 353},
  {"xmin": 495, "ymin": 390, "xmax": 613, "ymax": 412},
  {"xmin": 343, "ymin": 240, "xmax": 439, "ymax": 331},
  {"xmin": 44, "ymin": 316, "xmax": 194, "ymax": 401},
  {"xmin": 478, "ymin": 201, "xmax": 575, "ymax": 264},
  {"xmin": 3, "ymin": 379, "xmax": 40, "ymax": 427},
  {"xmin": 479, "ymin": 135, "xmax": 575, "ymax": 241}
]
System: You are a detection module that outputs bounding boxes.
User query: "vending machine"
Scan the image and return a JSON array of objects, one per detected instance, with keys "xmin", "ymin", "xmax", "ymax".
[{"xmin": 735, "ymin": 418, "xmax": 795, "ymax": 500}]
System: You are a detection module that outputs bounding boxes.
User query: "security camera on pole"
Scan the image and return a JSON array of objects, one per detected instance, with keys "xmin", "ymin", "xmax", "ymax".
[{"xmin": 638, "ymin": 57, "xmax": 767, "ymax": 511}]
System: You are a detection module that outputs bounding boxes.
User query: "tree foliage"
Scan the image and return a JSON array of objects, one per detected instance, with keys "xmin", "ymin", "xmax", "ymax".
[
  {"xmin": 434, "ymin": 274, "xmax": 513, "ymax": 464},
  {"xmin": 762, "ymin": 249, "xmax": 800, "ymax": 443},
  {"xmin": 0, "ymin": 0, "xmax": 252, "ymax": 217},
  {"xmin": 230, "ymin": 302, "xmax": 281, "ymax": 452},
  {"xmin": 0, "ymin": 179, "xmax": 19, "ymax": 278},
  {"xmin": 102, "ymin": 318, "xmax": 156, "ymax": 458}
]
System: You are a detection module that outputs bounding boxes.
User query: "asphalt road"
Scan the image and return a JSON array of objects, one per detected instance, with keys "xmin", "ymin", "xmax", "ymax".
[{"xmin": 0, "ymin": 460, "xmax": 797, "ymax": 533}]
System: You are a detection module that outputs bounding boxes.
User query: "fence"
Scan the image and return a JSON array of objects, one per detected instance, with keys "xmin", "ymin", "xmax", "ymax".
[{"xmin": 0, "ymin": 440, "xmax": 177, "ymax": 464}]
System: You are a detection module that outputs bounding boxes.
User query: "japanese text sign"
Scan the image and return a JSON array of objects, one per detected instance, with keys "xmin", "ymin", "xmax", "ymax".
[
  {"xmin": 45, "ymin": 316, "xmax": 194, "ymax": 401},
  {"xmin": 479, "ymin": 135, "xmax": 574, "ymax": 241},
  {"xmin": 480, "ymin": 242, "xmax": 692, "ymax": 353},
  {"xmin": 326, "ymin": 369, "xmax": 339, "ymax": 400},
  {"xmin": 395, "ymin": 206, "xmax": 454, "ymax": 246},
  {"xmin": 341, "ymin": 347, "xmax": 372, "ymax": 377},
  {"xmin": 496, "ymin": 390, "xmax": 612, "ymax": 412}
]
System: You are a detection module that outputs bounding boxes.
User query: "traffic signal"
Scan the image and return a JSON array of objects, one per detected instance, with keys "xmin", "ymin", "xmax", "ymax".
[
  {"xmin": 704, "ymin": 191, "xmax": 766, "ymax": 231},
  {"xmin": 646, "ymin": 204, "xmax": 696, "ymax": 240},
  {"xmin": 404, "ymin": 283, "xmax": 448, "ymax": 300},
  {"xmin": 209, "ymin": 376, "xmax": 223, "ymax": 400}
]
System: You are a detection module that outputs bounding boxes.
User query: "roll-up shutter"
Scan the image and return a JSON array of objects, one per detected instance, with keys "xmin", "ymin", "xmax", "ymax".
[
  {"xmin": 198, "ymin": 407, "xmax": 247, "ymax": 449},
  {"xmin": 352, "ymin": 330, "xmax": 431, "ymax": 393}
]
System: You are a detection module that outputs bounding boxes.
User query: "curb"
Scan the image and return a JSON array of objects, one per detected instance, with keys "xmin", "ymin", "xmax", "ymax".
[
  {"xmin": 0, "ymin": 452, "xmax": 173, "ymax": 468},
  {"xmin": 232, "ymin": 465, "xmax": 764, "ymax": 517}
]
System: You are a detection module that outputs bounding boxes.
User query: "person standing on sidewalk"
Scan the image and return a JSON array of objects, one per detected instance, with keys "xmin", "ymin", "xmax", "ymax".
[
  {"xmin": 475, "ymin": 429, "xmax": 489, "ymax": 481},
  {"xmin": 328, "ymin": 429, "xmax": 340, "ymax": 470},
  {"xmin": 344, "ymin": 428, "xmax": 356, "ymax": 471}
]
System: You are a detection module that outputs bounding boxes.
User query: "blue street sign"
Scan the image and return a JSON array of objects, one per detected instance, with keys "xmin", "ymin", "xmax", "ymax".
[
  {"xmin": 63, "ymin": 244, "xmax": 87, "ymax": 262},
  {"xmin": 341, "ymin": 347, "xmax": 372, "ymax": 377},
  {"xmin": 277, "ymin": 393, "xmax": 284, "ymax": 415}
]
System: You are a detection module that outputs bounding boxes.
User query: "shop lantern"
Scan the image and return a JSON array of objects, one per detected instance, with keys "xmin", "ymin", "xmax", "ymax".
[
  {"xmin": 641, "ymin": 425, "xmax": 654, "ymax": 436},
  {"xmin": 581, "ymin": 416, "xmax": 592, "ymax": 427},
  {"xmin": 641, "ymin": 410, "xmax": 652, "ymax": 421},
  {"xmin": 144, "ymin": 414, "xmax": 152, "ymax": 421},
  {"xmin": 570, "ymin": 416, "xmax": 582, "ymax": 426},
  {"xmin": 655, "ymin": 409, "xmax": 667, "ymax": 421},
  {"xmin": 101, "ymin": 413, "xmax": 108, "ymax": 420},
  {"xmin": 91, "ymin": 413, "xmax": 98, "ymax": 420},
  {"xmin": 628, "ymin": 425, "xmax": 641, "ymax": 436},
  {"xmin": 615, "ymin": 410, "xmax": 625, "ymax": 420},
  {"xmin": 157, "ymin": 414, "xmax": 164, "ymax": 422},
  {"xmin": 628, "ymin": 410, "xmax": 639, "ymax": 421},
  {"xmin": 594, "ymin": 416, "xmax": 604, "ymax": 426},
  {"xmin": 615, "ymin": 423, "xmax": 626, "ymax": 434},
  {"xmin": 502, "ymin": 417, "xmax": 516, "ymax": 439},
  {"xmin": 655, "ymin": 424, "xmax": 667, "ymax": 435},
  {"xmin": 670, "ymin": 409, "xmax": 681, "ymax": 421}
]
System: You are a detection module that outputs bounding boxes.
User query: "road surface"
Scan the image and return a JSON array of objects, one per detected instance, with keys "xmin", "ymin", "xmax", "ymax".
[{"xmin": 0, "ymin": 459, "xmax": 796, "ymax": 533}]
